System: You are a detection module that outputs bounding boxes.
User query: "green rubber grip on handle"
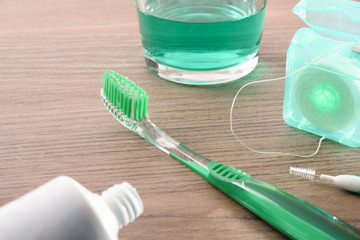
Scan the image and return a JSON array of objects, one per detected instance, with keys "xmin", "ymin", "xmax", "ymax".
[{"xmin": 205, "ymin": 162, "xmax": 360, "ymax": 240}]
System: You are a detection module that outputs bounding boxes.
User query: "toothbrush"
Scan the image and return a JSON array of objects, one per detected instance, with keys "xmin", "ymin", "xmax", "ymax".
[
  {"xmin": 290, "ymin": 167, "xmax": 360, "ymax": 193},
  {"xmin": 100, "ymin": 71, "xmax": 360, "ymax": 240}
]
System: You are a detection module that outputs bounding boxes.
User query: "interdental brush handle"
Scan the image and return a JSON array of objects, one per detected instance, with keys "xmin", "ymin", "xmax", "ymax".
[{"xmin": 321, "ymin": 174, "xmax": 360, "ymax": 193}]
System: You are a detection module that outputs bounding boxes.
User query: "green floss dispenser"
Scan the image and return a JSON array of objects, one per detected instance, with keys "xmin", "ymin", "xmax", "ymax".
[{"xmin": 283, "ymin": 0, "xmax": 360, "ymax": 147}]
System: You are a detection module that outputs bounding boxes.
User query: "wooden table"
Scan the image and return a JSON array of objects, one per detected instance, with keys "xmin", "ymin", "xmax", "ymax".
[{"xmin": 0, "ymin": 0, "xmax": 359, "ymax": 239}]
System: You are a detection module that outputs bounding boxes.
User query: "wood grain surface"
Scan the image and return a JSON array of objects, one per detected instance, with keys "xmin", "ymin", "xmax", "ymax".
[{"xmin": 0, "ymin": 0, "xmax": 359, "ymax": 239}]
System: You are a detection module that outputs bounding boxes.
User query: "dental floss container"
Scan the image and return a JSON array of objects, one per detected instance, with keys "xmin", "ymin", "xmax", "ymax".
[
  {"xmin": 0, "ymin": 176, "xmax": 143, "ymax": 240},
  {"xmin": 283, "ymin": 0, "xmax": 360, "ymax": 147}
]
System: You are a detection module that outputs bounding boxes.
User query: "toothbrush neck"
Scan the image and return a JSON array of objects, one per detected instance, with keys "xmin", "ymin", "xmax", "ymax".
[{"xmin": 138, "ymin": 117, "xmax": 212, "ymax": 168}]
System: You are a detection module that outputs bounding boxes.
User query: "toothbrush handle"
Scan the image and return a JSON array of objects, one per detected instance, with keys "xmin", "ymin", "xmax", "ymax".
[
  {"xmin": 205, "ymin": 162, "xmax": 360, "ymax": 240},
  {"xmin": 153, "ymin": 131, "xmax": 360, "ymax": 239}
]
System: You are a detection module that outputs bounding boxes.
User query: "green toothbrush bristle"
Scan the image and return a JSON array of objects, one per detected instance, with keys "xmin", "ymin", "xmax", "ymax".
[{"xmin": 102, "ymin": 70, "xmax": 148, "ymax": 121}]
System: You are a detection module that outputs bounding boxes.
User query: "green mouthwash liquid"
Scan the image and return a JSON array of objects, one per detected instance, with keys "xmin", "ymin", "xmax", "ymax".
[{"xmin": 137, "ymin": 0, "xmax": 266, "ymax": 71}]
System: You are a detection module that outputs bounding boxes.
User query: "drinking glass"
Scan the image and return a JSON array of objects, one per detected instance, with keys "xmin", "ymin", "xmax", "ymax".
[{"xmin": 136, "ymin": 0, "xmax": 267, "ymax": 85}]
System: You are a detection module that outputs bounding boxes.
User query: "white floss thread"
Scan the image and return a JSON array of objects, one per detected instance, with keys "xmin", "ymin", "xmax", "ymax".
[{"xmin": 230, "ymin": 41, "xmax": 355, "ymax": 157}]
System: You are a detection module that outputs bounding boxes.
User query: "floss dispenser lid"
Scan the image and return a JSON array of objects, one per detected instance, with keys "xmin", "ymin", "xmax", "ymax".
[{"xmin": 293, "ymin": 0, "xmax": 360, "ymax": 41}]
